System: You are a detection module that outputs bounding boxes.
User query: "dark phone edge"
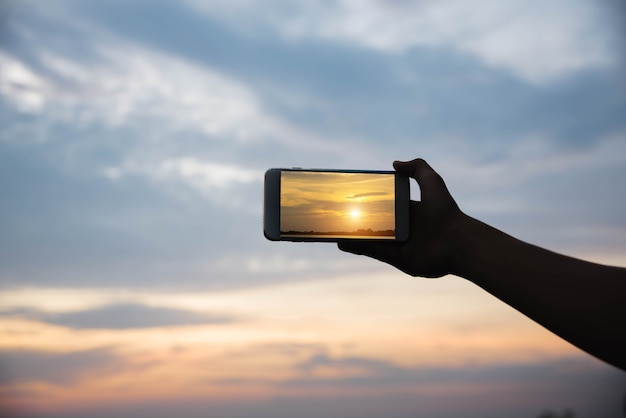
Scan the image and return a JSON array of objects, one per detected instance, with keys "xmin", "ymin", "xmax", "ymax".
[{"xmin": 263, "ymin": 168, "xmax": 281, "ymax": 241}]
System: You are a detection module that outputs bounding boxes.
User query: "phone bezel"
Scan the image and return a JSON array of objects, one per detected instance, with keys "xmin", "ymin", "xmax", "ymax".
[{"xmin": 264, "ymin": 168, "xmax": 409, "ymax": 242}]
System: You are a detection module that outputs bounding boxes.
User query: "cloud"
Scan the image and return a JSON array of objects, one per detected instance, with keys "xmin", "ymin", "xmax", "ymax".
[
  {"xmin": 214, "ymin": 349, "xmax": 626, "ymax": 417},
  {"xmin": 0, "ymin": 9, "xmax": 354, "ymax": 157},
  {"xmin": 0, "ymin": 52, "xmax": 48, "ymax": 113},
  {"xmin": 1, "ymin": 3, "xmax": 362, "ymax": 192},
  {"xmin": 185, "ymin": 0, "xmax": 619, "ymax": 84},
  {"xmin": 154, "ymin": 158, "xmax": 260, "ymax": 188},
  {"xmin": 0, "ymin": 0, "xmax": 624, "ymax": 294},
  {"xmin": 0, "ymin": 43, "xmax": 271, "ymax": 142},
  {"xmin": 345, "ymin": 191, "xmax": 389, "ymax": 199},
  {"xmin": 0, "ymin": 347, "xmax": 121, "ymax": 385},
  {"xmin": 281, "ymin": 353, "xmax": 626, "ymax": 417},
  {"xmin": 291, "ymin": 352, "xmax": 572, "ymax": 386},
  {"xmin": 102, "ymin": 157, "xmax": 264, "ymax": 208},
  {"xmin": 1, "ymin": 303, "xmax": 237, "ymax": 330}
]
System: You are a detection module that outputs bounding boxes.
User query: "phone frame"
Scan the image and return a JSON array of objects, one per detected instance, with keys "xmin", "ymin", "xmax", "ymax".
[{"xmin": 264, "ymin": 168, "xmax": 410, "ymax": 242}]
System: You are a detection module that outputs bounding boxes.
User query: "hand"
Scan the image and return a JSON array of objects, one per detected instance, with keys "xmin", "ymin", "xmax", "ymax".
[
  {"xmin": 338, "ymin": 158, "xmax": 464, "ymax": 277},
  {"xmin": 340, "ymin": 158, "xmax": 626, "ymax": 370}
]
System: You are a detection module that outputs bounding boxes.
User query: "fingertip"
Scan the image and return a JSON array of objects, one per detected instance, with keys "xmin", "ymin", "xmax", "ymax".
[
  {"xmin": 393, "ymin": 158, "xmax": 427, "ymax": 177},
  {"xmin": 392, "ymin": 159, "xmax": 410, "ymax": 172},
  {"xmin": 337, "ymin": 240, "xmax": 356, "ymax": 253}
]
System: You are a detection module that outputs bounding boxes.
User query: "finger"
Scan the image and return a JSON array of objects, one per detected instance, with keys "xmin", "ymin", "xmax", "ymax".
[{"xmin": 338, "ymin": 240, "xmax": 404, "ymax": 268}]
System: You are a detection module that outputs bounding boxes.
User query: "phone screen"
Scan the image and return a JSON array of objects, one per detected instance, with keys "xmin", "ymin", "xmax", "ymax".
[{"xmin": 280, "ymin": 171, "xmax": 396, "ymax": 240}]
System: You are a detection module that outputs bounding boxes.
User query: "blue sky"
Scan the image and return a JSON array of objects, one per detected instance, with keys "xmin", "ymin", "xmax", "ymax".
[{"xmin": 1, "ymin": 1, "xmax": 625, "ymax": 417}]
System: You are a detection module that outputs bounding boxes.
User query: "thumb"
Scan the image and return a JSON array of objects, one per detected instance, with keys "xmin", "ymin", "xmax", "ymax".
[
  {"xmin": 393, "ymin": 158, "xmax": 438, "ymax": 188},
  {"xmin": 393, "ymin": 158, "xmax": 457, "ymax": 209}
]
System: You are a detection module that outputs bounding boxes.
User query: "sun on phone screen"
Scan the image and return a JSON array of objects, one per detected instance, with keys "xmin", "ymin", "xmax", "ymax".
[{"xmin": 280, "ymin": 172, "xmax": 396, "ymax": 239}]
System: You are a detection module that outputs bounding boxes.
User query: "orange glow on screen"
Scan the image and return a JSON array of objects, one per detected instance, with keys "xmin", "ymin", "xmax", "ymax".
[{"xmin": 280, "ymin": 172, "xmax": 395, "ymax": 238}]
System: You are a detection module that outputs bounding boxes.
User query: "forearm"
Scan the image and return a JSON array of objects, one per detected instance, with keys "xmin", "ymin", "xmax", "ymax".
[{"xmin": 449, "ymin": 214, "xmax": 626, "ymax": 370}]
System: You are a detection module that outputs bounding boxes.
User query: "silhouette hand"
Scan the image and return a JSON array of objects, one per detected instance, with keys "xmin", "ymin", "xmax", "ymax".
[
  {"xmin": 338, "ymin": 158, "xmax": 464, "ymax": 277},
  {"xmin": 341, "ymin": 158, "xmax": 626, "ymax": 370}
]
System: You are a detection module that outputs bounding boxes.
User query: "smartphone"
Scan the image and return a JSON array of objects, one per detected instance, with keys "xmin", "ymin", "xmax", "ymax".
[{"xmin": 264, "ymin": 168, "xmax": 409, "ymax": 242}]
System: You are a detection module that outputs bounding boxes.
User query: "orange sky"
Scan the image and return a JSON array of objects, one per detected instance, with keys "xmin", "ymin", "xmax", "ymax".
[
  {"xmin": 2, "ymin": 269, "xmax": 624, "ymax": 417},
  {"xmin": 280, "ymin": 172, "xmax": 395, "ymax": 234}
]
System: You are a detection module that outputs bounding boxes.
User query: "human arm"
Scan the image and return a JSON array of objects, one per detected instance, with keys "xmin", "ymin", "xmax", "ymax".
[{"xmin": 338, "ymin": 158, "xmax": 626, "ymax": 370}]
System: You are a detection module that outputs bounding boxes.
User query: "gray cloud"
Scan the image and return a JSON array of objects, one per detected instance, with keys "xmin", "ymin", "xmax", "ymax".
[
  {"xmin": 0, "ymin": 0, "xmax": 624, "ymax": 294},
  {"xmin": 205, "ymin": 345, "xmax": 626, "ymax": 417},
  {"xmin": 282, "ymin": 353, "xmax": 626, "ymax": 417},
  {"xmin": 0, "ymin": 347, "xmax": 122, "ymax": 385},
  {"xmin": 290, "ymin": 352, "xmax": 614, "ymax": 387},
  {"xmin": 1, "ymin": 345, "xmax": 624, "ymax": 417},
  {"xmin": 184, "ymin": 0, "xmax": 621, "ymax": 84},
  {"xmin": 1, "ymin": 303, "xmax": 236, "ymax": 330}
]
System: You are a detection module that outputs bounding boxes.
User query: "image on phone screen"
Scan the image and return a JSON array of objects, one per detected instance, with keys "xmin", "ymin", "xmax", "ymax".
[{"xmin": 280, "ymin": 171, "xmax": 396, "ymax": 239}]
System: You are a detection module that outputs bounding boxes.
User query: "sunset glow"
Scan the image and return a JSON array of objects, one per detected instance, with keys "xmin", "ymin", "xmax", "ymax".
[
  {"xmin": 280, "ymin": 172, "xmax": 395, "ymax": 238},
  {"xmin": 3, "ymin": 273, "xmax": 613, "ymax": 417},
  {"xmin": 2, "ymin": 0, "xmax": 625, "ymax": 417}
]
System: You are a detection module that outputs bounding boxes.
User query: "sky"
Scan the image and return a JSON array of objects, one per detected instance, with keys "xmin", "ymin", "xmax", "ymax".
[
  {"xmin": 0, "ymin": 0, "xmax": 625, "ymax": 417},
  {"xmin": 279, "ymin": 171, "xmax": 396, "ymax": 235}
]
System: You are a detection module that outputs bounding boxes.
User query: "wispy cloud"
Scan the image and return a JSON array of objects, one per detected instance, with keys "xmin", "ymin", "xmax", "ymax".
[
  {"xmin": 2, "ymin": 303, "xmax": 237, "ymax": 330},
  {"xmin": 185, "ymin": 0, "xmax": 620, "ymax": 84},
  {"xmin": 346, "ymin": 191, "xmax": 388, "ymax": 199},
  {"xmin": 1, "ymin": 42, "xmax": 299, "ymax": 145},
  {"xmin": 102, "ymin": 157, "xmax": 263, "ymax": 208}
]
